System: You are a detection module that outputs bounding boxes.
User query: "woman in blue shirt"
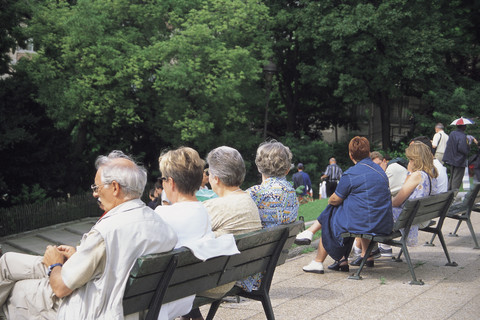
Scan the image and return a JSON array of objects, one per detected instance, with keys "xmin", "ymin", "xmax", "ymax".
[{"xmin": 303, "ymin": 136, "xmax": 393, "ymax": 274}]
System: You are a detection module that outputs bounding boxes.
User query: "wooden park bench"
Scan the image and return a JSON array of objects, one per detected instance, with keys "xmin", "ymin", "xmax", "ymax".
[
  {"xmin": 123, "ymin": 220, "xmax": 304, "ymax": 320},
  {"xmin": 341, "ymin": 191, "xmax": 456, "ymax": 285}
]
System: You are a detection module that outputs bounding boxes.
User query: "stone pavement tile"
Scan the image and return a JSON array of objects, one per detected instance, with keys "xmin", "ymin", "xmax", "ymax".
[
  {"xmin": 1, "ymin": 218, "xmax": 96, "ymax": 255},
  {"xmin": 36, "ymin": 228, "xmax": 82, "ymax": 247},
  {"xmin": 420, "ymin": 282, "xmax": 479, "ymax": 302},
  {"xmin": 60, "ymin": 218, "xmax": 96, "ymax": 235},
  {"xmin": 3, "ymin": 235, "xmax": 51, "ymax": 255},
  {"xmin": 447, "ymin": 294, "xmax": 480, "ymax": 320},
  {"xmin": 386, "ymin": 296, "xmax": 465, "ymax": 320}
]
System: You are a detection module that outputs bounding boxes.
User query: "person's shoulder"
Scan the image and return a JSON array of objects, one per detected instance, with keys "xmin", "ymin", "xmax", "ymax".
[
  {"xmin": 204, "ymin": 196, "xmax": 223, "ymax": 206},
  {"xmin": 409, "ymin": 170, "xmax": 423, "ymax": 181}
]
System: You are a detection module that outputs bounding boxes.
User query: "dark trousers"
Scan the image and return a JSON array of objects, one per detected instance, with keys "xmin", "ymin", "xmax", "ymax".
[
  {"xmin": 449, "ymin": 166, "xmax": 466, "ymax": 191},
  {"xmin": 326, "ymin": 181, "xmax": 338, "ymax": 197}
]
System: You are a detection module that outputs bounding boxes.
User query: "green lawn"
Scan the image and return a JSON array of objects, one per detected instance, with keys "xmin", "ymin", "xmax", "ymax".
[
  {"xmin": 292, "ymin": 199, "xmax": 328, "ymax": 252},
  {"xmin": 297, "ymin": 199, "xmax": 328, "ymax": 222}
]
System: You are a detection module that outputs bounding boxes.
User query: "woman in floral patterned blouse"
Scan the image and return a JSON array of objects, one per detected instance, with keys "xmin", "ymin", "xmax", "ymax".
[{"xmin": 238, "ymin": 140, "xmax": 299, "ymax": 291}]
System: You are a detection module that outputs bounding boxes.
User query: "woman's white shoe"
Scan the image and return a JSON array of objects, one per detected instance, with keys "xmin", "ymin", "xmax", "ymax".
[
  {"xmin": 295, "ymin": 230, "xmax": 313, "ymax": 245},
  {"xmin": 302, "ymin": 260, "xmax": 324, "ymax": 274}
]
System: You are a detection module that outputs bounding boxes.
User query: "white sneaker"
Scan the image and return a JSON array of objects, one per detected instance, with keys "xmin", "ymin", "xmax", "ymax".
[
  {"xmin": 303, "ymin": 260, "xmax": 324, "ymax": 274},
  {"xmin": 295, "ymin": 230, "xmax": 314, "ymax": 245}
]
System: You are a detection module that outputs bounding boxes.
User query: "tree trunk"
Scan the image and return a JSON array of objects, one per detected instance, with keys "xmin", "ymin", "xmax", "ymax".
[
  {"xmin": 378, "ymin": 93, "xmax": 391, "ymax": 151},
  {"xmin": 66, "ymin": 120, "xmax": 88, "ymax": 194}
]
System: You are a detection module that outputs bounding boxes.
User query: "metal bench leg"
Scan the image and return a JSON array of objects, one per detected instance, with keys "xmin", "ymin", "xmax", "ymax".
[
  {"xmin": 259, "ymin": 292, "xmax": 275, "ymax": 320},
  {"xmin": 393, "ymin": 248, "xmax": 403, "ymax": 262},
  {"xmin": 436, "ymin": 231, "xmax": 458, "ymax": 266},
  {"xmin": 401, "ymin": 243, "xmax": 424, "ymax": 285},
  {"xmin": 348, "ymin": 240, "xmax": 374, "ymax": 281},
  {"xmin": 449, "ymin": 220, "xmax": 462, "ymax": 237},
  {"xmin": 424, "ymin": 233, "xmax": 436, "ymax": 247},
  {"xmin": 466, "ymin": 219, "xmax": 480, "ymax": 249},
  {"xmin": 205, "ymin": 300, "xmax": 222, "ymax": 320}
]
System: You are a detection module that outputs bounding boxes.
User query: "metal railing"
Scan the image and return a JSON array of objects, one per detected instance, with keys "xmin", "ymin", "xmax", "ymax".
[{"xmin": 0, "ymin": 193, "xmax": 101, "ymax": 237}]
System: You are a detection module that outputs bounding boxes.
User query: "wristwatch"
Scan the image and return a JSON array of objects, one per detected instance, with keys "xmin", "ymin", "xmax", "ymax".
[{"xmin": 48, "ymin": 263, "xmax": 63, "ymax": 276}]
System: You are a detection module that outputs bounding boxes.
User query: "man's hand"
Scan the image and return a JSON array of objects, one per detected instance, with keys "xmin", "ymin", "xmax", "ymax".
[
  {"xmin": 43, "ymin": 245, "xmax": 66, "ymax": 267},
  {"xmin": 42, "ymin": 245, "xmax": 74, "ymax": 298},
  {"xmin": 57, "ymin": 245, "xmax": 77, "ymax": 260}
]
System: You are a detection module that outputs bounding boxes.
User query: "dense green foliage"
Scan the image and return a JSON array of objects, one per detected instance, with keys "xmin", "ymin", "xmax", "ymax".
[{"xmin": 1, "ymin": 0, "xmax": 480, "ymax": 207}]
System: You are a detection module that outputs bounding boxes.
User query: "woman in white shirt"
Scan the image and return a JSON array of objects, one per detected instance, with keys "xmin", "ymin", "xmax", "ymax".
[{"xmin": 154, "ymin": 147, "xmax": 239, "ymax": 320}]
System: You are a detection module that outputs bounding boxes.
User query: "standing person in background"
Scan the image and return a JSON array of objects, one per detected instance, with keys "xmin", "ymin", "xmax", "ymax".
[
  {"xmin": 292, "ymin": 163, "xmax": 312, "ymax": 203},
  {"xmin": 432, "ymin": 123, "xmax": 449, "ymax": 164},
  {"xmin": 320, "ymin": 157, "xmax": 343, "ymax": 197},
  {"xmin": 443, "ymin": 125, "xmax": 470, "ymax": 190}
]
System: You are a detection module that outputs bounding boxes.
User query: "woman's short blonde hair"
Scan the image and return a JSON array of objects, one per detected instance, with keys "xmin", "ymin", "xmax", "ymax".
[
  {"xmin": 255, "ymin": 140, "xmax": 292, "ymax": 178},
  {"xmin": 405, "ymin": 142, "xmax": 438, "ymax": 178},
  {"xmin": 159, "ymin": 147, "xmax": 204, "ymax": 195}
]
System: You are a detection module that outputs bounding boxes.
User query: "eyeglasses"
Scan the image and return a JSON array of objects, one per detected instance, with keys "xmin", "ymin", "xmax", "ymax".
[
  {"xmin": 91, "ymin": 183, "xmax": 110, "ymax": 193},
  {"xmin": 159, "ymin": 177, "xmax": 169, "ymax": 182}
]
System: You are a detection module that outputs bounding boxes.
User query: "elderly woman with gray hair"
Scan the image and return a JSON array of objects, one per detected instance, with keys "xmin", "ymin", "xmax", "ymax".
[
  {"xmin": 238, "ymin": 140, "xmax": 299, "ymax": 292},
  {"xmin": 247, "ymin": 140, "xmax": 299, "ymax": 229},
  {"xmin": 203, "ymin": 146, "xmax": 262, "ymax": 236},
  {"xmin": 181, "ymin": 146, "xmax": 261, "ymax": 320}
]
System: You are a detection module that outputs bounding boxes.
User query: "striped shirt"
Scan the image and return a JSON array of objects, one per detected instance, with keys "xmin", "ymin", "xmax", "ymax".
[{"xmin": 324, "ymin": 163, "xmax": 343, "ymax": 181}]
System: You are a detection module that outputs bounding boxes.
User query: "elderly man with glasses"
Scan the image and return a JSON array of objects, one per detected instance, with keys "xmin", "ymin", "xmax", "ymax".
[{"xmin": 0, "ymin": 150, "xmax": 177, "ymax": 319}]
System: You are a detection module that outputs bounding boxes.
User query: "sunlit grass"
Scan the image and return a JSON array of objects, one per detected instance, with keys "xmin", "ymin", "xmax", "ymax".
[{"xmin": 298, "ymin": 199, "xmax": 328, "ymax": 222}]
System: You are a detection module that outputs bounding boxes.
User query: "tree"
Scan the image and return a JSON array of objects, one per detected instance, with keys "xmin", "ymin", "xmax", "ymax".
[
  {"xmin": 296, "ymin": 0, "xmax": 451, "ymax": 150},
  {"xmin": 0, "ymin": 67, "xmax": 72, "ymax": 206},
  {"xmin": 0, "ymin": 0, "xmax": 32, "ymax": 75},
  {"xmin": 262, "ymin": 0, "xmax": 355, "ymax": 138},
  {"xmin": 20, "ymin": 0, "xmax": 272, "ymax": 190},
  {"xmin": 422, "ymin": 0, "xmax": 480, "ymax": 140}
]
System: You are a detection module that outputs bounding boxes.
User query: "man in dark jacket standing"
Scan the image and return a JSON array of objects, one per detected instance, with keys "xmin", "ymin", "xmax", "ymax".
[
  {"xmin": 293, "ymin": 163, "xmax": 312, "ymax": 203},
  {"xmin": 443, "ymin": 124, "xmax": 470, "ymax": 190}
]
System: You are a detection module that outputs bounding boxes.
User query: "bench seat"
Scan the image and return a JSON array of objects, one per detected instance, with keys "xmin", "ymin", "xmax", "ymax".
[{"xmin": 341, "ymin": 191, "xmax": 455, "ymax": 285}]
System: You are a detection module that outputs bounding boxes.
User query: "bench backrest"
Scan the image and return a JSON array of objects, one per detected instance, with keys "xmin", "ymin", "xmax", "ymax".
[
  {"xmin": 393, "ymin": 191, "xmax": 455, "ymax": 232},
  {"xmin": 123, "ymin": 220, "xmax": 304, "ymax": 316},
  {"xmin": 458, "ymin": 183, "xmax": 480, "ymax": 213}
]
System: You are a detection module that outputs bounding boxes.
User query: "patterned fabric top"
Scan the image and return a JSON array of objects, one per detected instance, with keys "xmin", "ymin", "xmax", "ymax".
[
  {"xmin": 239, "ymin": 177, "xmax": 299, "ymax": 292},
  {"xmin": 247, "ymin": 176, "xmax": 299, "ymax": 229},
  {"xmin": 392, "ymin": 170, "xmax": 438, "ymax": 246}
]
